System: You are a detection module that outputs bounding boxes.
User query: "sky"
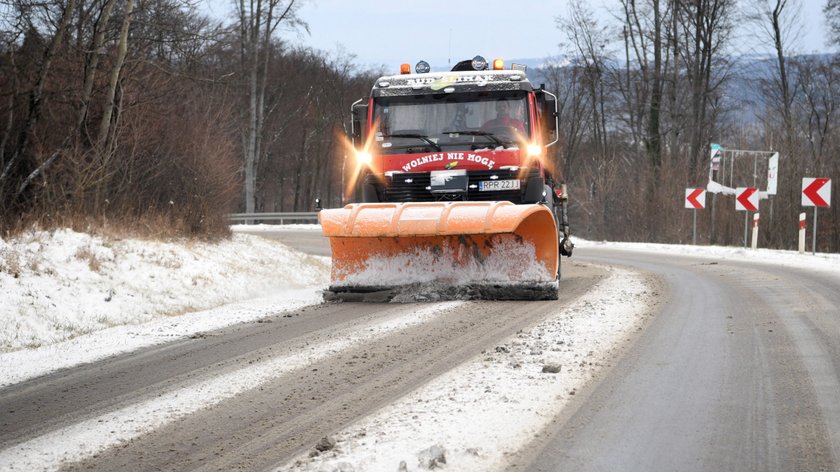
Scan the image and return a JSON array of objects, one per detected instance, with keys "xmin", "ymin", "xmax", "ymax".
[{"xmin": 203, "ymin": 0, "xmax": 833, "ymax": 73}]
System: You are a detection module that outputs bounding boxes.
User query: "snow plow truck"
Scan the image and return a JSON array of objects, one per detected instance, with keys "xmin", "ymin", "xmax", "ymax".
[{"xmin": 319, "ymin": 56, "xmax": 573, "ymax": 301}]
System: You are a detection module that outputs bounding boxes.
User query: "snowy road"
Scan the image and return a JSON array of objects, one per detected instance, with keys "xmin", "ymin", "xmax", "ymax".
[
  {"xmin": 521, "ymin": 249, "xmax": 840, "ymax": 471},
  {"xmin": 0, "ymin": 260, "xmax": 614, "ymax": 471},
  {"xmin": 3, "ymin": 227, "xmax": 840, "ymax": 471},
  {"xmin": 235, "ymin": 227, "xmax": 332, "ymax": 257}
]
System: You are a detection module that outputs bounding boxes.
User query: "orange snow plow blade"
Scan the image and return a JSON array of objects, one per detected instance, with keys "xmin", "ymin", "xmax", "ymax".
[{"xmin": 319, "ymin": 201, "xmax": 559, "ymax": 301}]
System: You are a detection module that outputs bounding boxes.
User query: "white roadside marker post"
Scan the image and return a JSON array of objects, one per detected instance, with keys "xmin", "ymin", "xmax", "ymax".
[
  {"xmin": 743, "ymin": 212, "xmax": 749, "ymax": 249},
  {"xmin": 692, "ymin": 208, "xmax": 697, "ymax": 245},
  {"xmin": 751, "ymin": 213, "xmax": 759, "ymax": 250},
  {"xmin": 798, "ymin": 212, "xmax": 806, "ymax": 254}
]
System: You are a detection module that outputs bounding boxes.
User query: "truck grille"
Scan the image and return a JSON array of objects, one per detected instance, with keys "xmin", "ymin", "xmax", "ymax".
[{"xmin": 382, "ymin": 169, "xmax": 539, "ymax": 203}]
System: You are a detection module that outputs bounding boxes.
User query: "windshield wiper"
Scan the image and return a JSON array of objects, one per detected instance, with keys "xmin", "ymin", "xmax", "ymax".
[
  {"xmin": 442, "ymin": 130, "xmax": 507, "ymax": 148},
  {"xmin": 383, "ymin": 133, "xmax": 441, "ymax": 152}
]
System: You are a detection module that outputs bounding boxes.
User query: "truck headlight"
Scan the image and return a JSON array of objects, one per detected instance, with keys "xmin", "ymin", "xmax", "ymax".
[{"xmin": 356, "ymin": 150, "xmax": 373, "ymax": 166}]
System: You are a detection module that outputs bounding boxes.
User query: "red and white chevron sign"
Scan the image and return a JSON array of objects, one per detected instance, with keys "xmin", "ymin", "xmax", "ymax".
[
  {"xmin": 736, "ymin": 187, "xmax": 759, "ymax": 212},
  {"xmin": 802, "ymin": 178, "xmax": 831, "ymax": 207},
  {"xmin": 685, "ymin": 188, "xmax": 706, "ymax": 209}
]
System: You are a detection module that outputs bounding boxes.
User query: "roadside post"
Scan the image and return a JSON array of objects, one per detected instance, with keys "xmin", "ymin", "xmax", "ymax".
[
  {"xmin": 751, "ymin": 214, "xmax": 760, "ymax": 250},
  {"xmin": 736, "ymin": 187, "xmax": 759, "ymax": 248},
  {"xmin": 801, "ymin": 178, "xmax": 832, "ymax": 255},
  {"xmin": 798, "ymin": 212, "xmax": 806, "ymax": 254},
  {"xmin": 685, "ymin": 188, "xmax": 706, "ymax": 245}
]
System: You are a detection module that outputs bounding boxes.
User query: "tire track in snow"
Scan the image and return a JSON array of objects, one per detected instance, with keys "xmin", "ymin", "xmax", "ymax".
[{"xmin": 0, "ymin": 302, "xmax": 465, "ymax": 470}]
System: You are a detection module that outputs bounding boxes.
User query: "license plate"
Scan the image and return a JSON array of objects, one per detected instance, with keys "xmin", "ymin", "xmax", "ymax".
[
  {"xmin": 430, "ymin": 169, "xmax": 468, "ymax": 194},
  {"xmin": 478, "ymin": 179, "xmax": 520, "ymax": 191}
]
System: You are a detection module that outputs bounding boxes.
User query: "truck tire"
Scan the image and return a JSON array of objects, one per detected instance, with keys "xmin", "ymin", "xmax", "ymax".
[{"xmin": 522, "ymin": 175, "xmax": 546, "ymax": 203}]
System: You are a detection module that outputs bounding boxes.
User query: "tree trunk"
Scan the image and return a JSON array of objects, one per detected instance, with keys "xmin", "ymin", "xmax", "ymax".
[
  {"xmin": 97, "ymin": 0, "xmax": 135, "ymax": 152},
  {"xmin": 647, "ymin": 0, "xmax": 663, "ymax": 170},
  {"xmin": 772, "ymin": 0, "xmax": 794, "ymax": 147},
  {"xmin": 0, "ymin": 49, "xmax": 18, "ymax": 167},
  {"xmin": 0, "ymin": 0, "xmax": 78, "ymax": 185},
  {"xmin": 78, "ymin": 0, "xmax": 119, "ymax": 141}
]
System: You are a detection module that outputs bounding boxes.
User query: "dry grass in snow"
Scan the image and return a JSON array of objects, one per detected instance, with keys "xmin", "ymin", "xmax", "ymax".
[{"xmin": 0, "ymin": 229, "xmax": 329, "ymax": 352}]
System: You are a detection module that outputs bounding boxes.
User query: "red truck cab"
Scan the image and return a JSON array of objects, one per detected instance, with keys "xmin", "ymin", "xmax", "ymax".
[{"xmin": 349, "ymin": 56, "xmax": 561, "ymax": 205}]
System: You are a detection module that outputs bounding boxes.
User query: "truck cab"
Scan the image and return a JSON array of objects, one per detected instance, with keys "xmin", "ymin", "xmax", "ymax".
[{"xmin": 349, "ymin": 56, "xmax": 561, "ymax": 206}]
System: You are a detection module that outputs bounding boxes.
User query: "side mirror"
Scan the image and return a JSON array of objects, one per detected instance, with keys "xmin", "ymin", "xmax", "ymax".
[
  {"xmin": 350, "ymin": 99, "xmax": 368, "ymax": 149},
  {"xmin": 544, "ymin": 95, "xmax": 558, "ymax": 142},
  {"xmin": 536, "ymin": 89, "xmax": 559, "ymax": 147}
]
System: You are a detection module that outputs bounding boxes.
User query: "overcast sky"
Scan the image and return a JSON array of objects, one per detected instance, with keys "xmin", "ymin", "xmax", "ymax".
[{"xmin": 204, "ymin": 0, "xmax": 831, "ymax": 71}]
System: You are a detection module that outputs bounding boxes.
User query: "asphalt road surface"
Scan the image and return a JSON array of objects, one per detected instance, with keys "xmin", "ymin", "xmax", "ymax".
[
  {"xmin": 2, "ymin": 229, "xmax": 839, "ymax": 471},
  {"xmin": 518, "ymin": 249, "xmax": 840, "ymax": 471}
]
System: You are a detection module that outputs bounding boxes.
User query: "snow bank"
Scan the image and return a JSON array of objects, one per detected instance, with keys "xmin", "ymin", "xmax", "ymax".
[{"xmin": 0, "ymin": 229, "xmax": 329, "ymax": 353}]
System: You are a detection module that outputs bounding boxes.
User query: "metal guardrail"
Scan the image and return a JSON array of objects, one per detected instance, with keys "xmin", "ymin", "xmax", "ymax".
[{"xmin": 228, "ymin": 212, "xmax": 319, "ymax": 224}]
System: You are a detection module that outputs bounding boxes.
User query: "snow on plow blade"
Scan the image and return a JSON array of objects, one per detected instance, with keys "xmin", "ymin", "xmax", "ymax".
[{"xmin": 319, "ymin": 201, "xmax": 559, "ymax": 302}]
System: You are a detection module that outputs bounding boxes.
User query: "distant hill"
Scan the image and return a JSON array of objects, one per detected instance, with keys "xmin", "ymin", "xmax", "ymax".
[
  {"xmin": 414, "ymin": 52, "xmax": 838, "ymax": 126},
  {"xmin": 516, "ymin": 52, "xmax": 838, "ymax": 124}
]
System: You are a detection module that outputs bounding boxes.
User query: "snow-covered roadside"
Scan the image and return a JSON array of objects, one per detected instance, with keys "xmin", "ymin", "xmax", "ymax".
[
  {"xmin": 0, "ymin": 229, "xmax": 329, "ymax": 382},
  {"xmin": 281, "ymin": 267, "xmax": 655, "ymax": 472},
  {"xmin": 581, "ymin": 238, "xmax": 840, "ymax": 273},
  {"xmin": 230, "ymin": 225, "xmax": 840, "ymax": 273}
]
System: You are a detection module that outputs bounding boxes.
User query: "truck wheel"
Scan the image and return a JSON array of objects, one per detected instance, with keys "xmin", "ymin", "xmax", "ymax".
[{"xmin": 522, "ymin": 175, "xmax": 545, "ymax": 203}]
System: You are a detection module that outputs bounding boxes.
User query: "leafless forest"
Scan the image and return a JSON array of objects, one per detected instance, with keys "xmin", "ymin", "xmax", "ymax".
[{"xmin": 0, "ymin": 0, "xmax": 838, "ymax": 250}]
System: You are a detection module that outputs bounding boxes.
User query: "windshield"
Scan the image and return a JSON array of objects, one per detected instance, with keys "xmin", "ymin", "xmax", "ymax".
[{"xmin": 372, "ymin": 92, "xmax": 530, "ymax": 154}]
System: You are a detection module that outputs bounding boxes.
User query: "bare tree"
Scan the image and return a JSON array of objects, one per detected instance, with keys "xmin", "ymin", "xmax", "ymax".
[
  {"xmin": 0, "ymin": 0, "xmax": 79, "ymax": 188},
  {"xmin": 677, "ymin": 0, "xmax": 733, "ymax": 168},
  {"xmin": 746, "ymin": 0, "xmax": 802, "ymax": 146},
  {"xmin": 76, "ymin": 0, "xmax": 118, "ymax": 141},
  {"xmin": 825, "ymin": 0, "xmax": 840, "ymax": 47},
  {"xmin": 97, "ymin": 0, "xmax": 136, "ymax": 153},
  {"xmin": 559, "ymin": 0, "xmax": 611, "ymax": 160},
  {"xmin": 616, "ymin": 0, "xmax": 678, "ymax": 170},
  {"xmin": 236, "ymin": 0, "xmax": 305, "ymax": 214}
]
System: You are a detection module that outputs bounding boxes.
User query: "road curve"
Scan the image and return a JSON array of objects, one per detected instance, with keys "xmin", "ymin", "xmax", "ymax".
[
  {"xmin": 519, "ymin": 248, "xmax": 840, "ymax": 472},
  {"xmin": 6, "ymin": 226, "xmax": 837, "ymax": 471}
]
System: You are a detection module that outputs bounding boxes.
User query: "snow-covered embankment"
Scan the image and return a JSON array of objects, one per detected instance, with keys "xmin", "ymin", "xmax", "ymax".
[{"xmin": 0, "ymin": 228, "xmax": 329, "ymax": 385}]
